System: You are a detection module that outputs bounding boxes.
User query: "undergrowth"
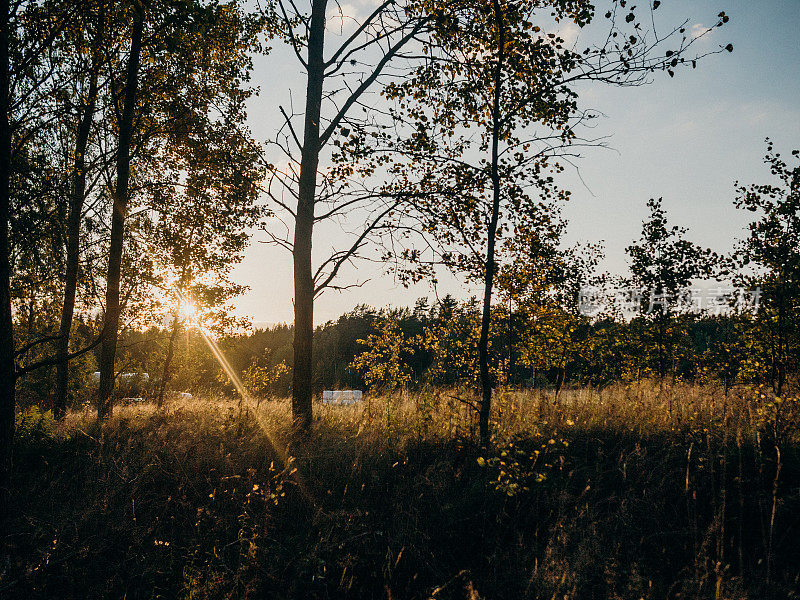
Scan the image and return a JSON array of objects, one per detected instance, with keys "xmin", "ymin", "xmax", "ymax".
[{"xmin": 2, "ymin": 382, "xmax": 799, "ymax": 599}]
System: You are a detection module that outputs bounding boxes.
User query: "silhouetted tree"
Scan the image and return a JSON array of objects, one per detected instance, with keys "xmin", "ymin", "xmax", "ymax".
[
  {"xmin": 263, "ymin": 0, "xmax": 432, "ymax": 433},
  {"xmin": 386, "ymin": 0, "xmax": 730, "ymax": 445},
  {"xmin": 734, "ymin": 140, "xmax": 800, "ymax": 395},
  {"xmin": 626, "ymin": 197, "xmax": 715, "ymax": 380}
]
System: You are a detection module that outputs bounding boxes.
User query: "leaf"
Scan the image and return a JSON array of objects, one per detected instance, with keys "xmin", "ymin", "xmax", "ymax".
[
  {"xmin": 625, "ymin": 12, "xmax": 636, "ymax": 23},
  {"xmin": 653, "ymin": 0, "xmax": 660, "ymax": 8},
  {"xmin": 476, "ymin": 457, "xmax": 486, "ymax": 467},
  {"xmin": 725, "ymin": 43, "xmax": 734, "ymax": 52}
]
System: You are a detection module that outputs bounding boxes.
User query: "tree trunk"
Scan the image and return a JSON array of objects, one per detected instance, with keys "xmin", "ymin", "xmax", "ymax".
[
  {"xmin": 657, "ymin": 309, "xmax": 667, "ymax": 380},
  {"xmin": 555, "ymin": 366, "xmax": 566, "ymax": 401},
  {"xmin": 776, "ymin": 287, "xmax": 786, "ymax": 396},
  {"xmin": 157, "ymin": 313, "xmax": 180, "ymax": 408},
  {"xmin": 0, "ymin": 0, "xmax": 14, "ymax": 522},
  {"xmin": 291, "ymin": 0, "xmax": 327, "ymax": 434},
  {"xmin": 54, "ymin": 43, "xmax": 101, "ymax": 419},
  {"xmin": 97, "ymin": 10, "xmax": 143, "ymax": 420},
  {"xmin": 506, "ymin": 298, "xmax": 512, "ymax": 385},
  {"xmin": 477, "ymin": 0, "xmax": 505, "ymax": 448}
]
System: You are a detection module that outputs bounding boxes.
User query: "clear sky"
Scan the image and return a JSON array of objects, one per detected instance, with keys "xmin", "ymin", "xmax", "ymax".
[{"xmin": 231, "ymin": 0, "xmax": 800, "ymax": 327}]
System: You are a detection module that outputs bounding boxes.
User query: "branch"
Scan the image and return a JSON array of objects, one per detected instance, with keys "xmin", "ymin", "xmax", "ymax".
[
  {"xmin": 448, "ymin": 393, "xmax": 481, "ymax": 414},
  {"xmin": 319, "ymin": 18, "xmax": 427, "ymax": 148},
  {"xmin": 313, "ymin": 201, "xmax": 399, "ymax": 295},
  {"xmin": 16, "ymin": 329, "xmax": 105, "ymax": 378},
  {"xmin": 14, "ymin": 333, "xmax": 63, "ymax": 357},
  {"xmin": 325, "ymin": 0, "xmax": 394, "ymax": 68},
  {"xmin": 279, "ymin": 105, "xmax": 303, "ymax": 150},
  {"xmin": 277, "ymin": 0, "xmax": 308, "ymax": 68}
]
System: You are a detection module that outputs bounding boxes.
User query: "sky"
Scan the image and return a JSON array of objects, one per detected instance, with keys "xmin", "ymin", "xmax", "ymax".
[{"xmin": 230, "ymin": 0, "xmax": 800, "ymax": 327}]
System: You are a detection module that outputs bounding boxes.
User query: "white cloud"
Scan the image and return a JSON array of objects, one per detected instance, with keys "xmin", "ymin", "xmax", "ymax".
[
  {"xmin": 327, "ymin": 3, "xmax": 359, "ymax": 34},
  {"xmin": 690, "ymin": 22, "xmax": 712, "ymax": 41},
  {"xmin": 558, "ymin": 21, "xmax": 580, "ymax": 46}
]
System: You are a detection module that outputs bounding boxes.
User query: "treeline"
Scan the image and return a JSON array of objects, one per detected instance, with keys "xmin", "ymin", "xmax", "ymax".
[{"xmin": 15, "ymin": 276, "xmax": 794, "ymax": 405}]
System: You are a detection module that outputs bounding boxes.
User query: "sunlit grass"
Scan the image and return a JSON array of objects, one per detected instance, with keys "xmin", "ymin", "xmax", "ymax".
[{"xmin": 6, "ymin": 383, "xmax": 800, "ymax": 599}]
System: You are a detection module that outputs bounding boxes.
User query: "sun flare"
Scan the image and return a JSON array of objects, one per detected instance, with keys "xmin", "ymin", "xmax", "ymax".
[{"xmin": 180, "ymin": 301, "xmax": 198, "ymax": 320}]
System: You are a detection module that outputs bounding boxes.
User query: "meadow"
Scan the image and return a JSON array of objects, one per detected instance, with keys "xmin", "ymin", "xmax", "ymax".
[
  {"xmin": 0, "ymin": 2, "xmax": 797, "ymax": 599},
  {"xmin": 3, "ymin": 383, "xmax": 799, "ymax": 599}
]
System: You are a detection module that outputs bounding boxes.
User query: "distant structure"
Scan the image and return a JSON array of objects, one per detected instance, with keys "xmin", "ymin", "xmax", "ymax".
[{"xmin": 322, "ymin": 390, "xmax": 363, "ymax": 405}]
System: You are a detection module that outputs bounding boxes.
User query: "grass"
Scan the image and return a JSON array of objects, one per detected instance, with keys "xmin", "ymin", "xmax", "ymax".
[{"xmin": 2, "ymin": 383, "xmax": 800, "ymax": 599}]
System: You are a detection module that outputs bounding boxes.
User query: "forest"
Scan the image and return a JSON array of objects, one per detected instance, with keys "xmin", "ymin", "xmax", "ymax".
[{"xmin": 0, "ymin": 0, "xmax": 799, "ymax": 598}]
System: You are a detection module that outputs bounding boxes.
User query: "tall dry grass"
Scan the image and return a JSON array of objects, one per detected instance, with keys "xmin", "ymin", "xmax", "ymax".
[{"xmin": 3, "ymin": 382, "xmax": 799, "ymax": 599}]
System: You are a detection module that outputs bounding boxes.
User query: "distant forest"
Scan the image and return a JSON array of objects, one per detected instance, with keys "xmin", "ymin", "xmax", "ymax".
[{"xmin": 15, "ymin": 284, "xmax": 791, "ymax": 407}]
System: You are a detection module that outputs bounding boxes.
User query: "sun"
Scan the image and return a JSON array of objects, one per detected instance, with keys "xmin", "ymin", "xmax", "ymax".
[{"xmin": 180, "ymin": 300, "xmax": 198, "ymax": 321}]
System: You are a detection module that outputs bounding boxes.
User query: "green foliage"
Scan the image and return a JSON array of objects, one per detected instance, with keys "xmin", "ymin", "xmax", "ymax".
[
  {"xmin": 627, "ymin": 197, "xmax": 717, "ymax": 309},
  {"xmin": 14, "ymin": 405, "xmax": 56, "ymax": 447},
  {"xmin": 350, "ymin": 317, "xmax": 418, "ymax": 392},
  {"xmin": 625, "ymin": 197, "xmax": 717, "ymax": 379},
  {"xmin": 243, "ymin": 354, "xmax": 289, "ymax": 399},
  {"xmin": 733, "ymin": 140, "xmax": 800, "ymax": 395}
]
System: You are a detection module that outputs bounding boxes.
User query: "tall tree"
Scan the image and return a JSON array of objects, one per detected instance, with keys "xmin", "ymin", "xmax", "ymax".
[
  {"xmin": 733, "ymin": 140, "xmax": 800, "ymax": 395},
  {"xmin": 96, "ymin": 0, "xmax": 266, "ymax": 418},
  {"xmin": 96, "ymin": 3, "xmax": 143, "ymax": 419},
  {"xmin": 54, "ymin": 0, "xmax": 106, "ymax": 417},
  {"xmin": 626, "ymin": 197, "xmax": 715, "ymax": 380},
  {"xmin": 0, "ymin": 0, "xmax": 76, "ymax": 521},
  {"xmin": 385, "ymin": 0, "xmax": 729, "ymax": 445},
  {"xmin": 264, "ymin": 0, "xmax": 430, "ymax": 432},
  {"xmin": 0, "ymin": 0, "xmax": 13, "ymax": 519}
]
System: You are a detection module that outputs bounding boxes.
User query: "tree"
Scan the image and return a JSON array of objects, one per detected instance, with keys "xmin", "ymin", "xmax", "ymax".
[
  {"xmin": 385, "ymin": 0, "xmax": 730, "ymax": 445},
  {"xmin": 626, "ymin": 197, "xmax": 715, "ymax": 380},
  {"xmin": 262, "ymin": 0, "xmax": 432, "ymax": 433},
  {"xmin": 97, "ymin": 0, "xmax": 266, "ymax": 418},
  {"xmin": 350, "ymin": 315, "xmax": 418, "ymax": 392},
  {"xmin": 695, "ymin": 313, "xmax": 748, "ymax": 394},
  {"xmin": 244, "ymin": 351, "xmax": 289, "ymax": 402},
  {"xmin": 146, "ymin": 115, "xmax": 264, "ymax": 407},
  {"xmin": 54, "ymin": 0, "xmax": 107, "ymax": 418},
  {"xmin": 0, "ymin": 0, "xmax": 79, "ymax": 522},
  {"xmin": 501, "ymin": 239, "xmax": 602, "ymax": 395},
  {"xmin": 96, "ymin": 1, "xmax": 143, "ymax": 419},
  {"xmin": 733, "ymin": 140, "xmax": 800, "ymax": 395},
  {"xmin": 0, "ymin": 0, "xmax": 13, "ymax": 519}
]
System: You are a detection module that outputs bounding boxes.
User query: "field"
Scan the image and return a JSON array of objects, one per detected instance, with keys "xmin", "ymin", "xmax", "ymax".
[{"xmin": 3, "ymin": 383, "xmax": 800, "ymax": 599}]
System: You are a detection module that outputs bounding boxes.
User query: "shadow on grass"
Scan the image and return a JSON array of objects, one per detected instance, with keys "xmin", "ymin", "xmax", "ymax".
[{"xmin": 2, "ymin": 391, "xmax": 799, "ymax": 599}]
